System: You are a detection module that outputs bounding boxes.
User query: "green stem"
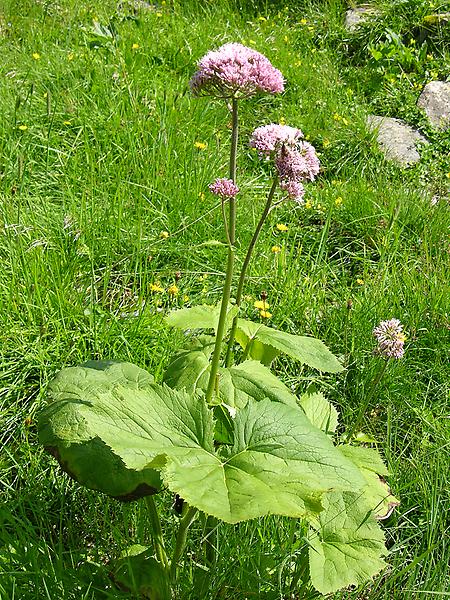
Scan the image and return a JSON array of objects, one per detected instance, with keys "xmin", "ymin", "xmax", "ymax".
[
  {"xmin": 170, "ymin": 505, "xmax": 198, "ymax": 583},
  {"xmin": 225, "ymin": 176, "xmax": 278, "ymax": 366},
  {"xmin": 204, "ymin": 99, "xmax": 239, "ymax": 403},
  {"xmin": 145, "ymin": 496, "xmax": 169, "ymax": 571},
  {"xmin": 346, "ymin": 359, "xmax": 390, "ymax": 442}
]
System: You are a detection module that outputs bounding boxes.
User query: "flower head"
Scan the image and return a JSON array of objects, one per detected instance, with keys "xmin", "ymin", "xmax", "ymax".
[
  {"xmin": 275, "ymin": 142, "xmax": 320, "ymax": 183},
  {"xmin": 250, "ymin": 123, "xmax": 303, "ymax": 156},
  {"xmin": 280, "ymin": 180, "xmax": 305, "ymax": 203},
  {"xmin": 209, "ymin": 178, "xmax": 239, "ymax": 199},
  {"xmin": 373, "ymin": 318, "xmax": 406, "ymax": 359},
  {"xmin": 190, "ymin": 43, "xmax": 284, "ymax": 98}
]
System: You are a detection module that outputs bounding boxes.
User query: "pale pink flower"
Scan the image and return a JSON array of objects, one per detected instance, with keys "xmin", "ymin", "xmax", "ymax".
[
  {"xmin": 209, "ymin": 178, "xmax": 239, "ymax": 199},
  {"xmin": 280, "ymin": 180, "xmax": 305, "ymax": 203},
  {"xmin": 373, "ymin": 319, "xmax": 406, "ymax": 359},
  {"xmin": 250, "ymin": 123, "xmax": 303, "ymax": 155},
  {"xmin": 190, "ymin": 43, "xmax": 284, "ymax": 98},
  {"xmin": 275, "ymin": 142, "xmax": 320, "ymax": 183}
]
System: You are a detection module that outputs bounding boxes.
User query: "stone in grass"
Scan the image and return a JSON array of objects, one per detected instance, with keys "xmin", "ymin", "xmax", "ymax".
[
  {"xmin": 367, "ymin": 116, "xmax": 428, "ymax": 165},
  {"xmin": 344, "ymin": 4, "xmax": 381, "ymax": 32},
  {"xmin": 417, "ymin": 81, "xmax": 450, "ymax": 130}
]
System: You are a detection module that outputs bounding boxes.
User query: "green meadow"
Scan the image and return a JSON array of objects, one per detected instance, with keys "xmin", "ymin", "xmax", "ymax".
[{"xmin": 1, "ymin": 0, "xmax": 449, "ymax": 598}]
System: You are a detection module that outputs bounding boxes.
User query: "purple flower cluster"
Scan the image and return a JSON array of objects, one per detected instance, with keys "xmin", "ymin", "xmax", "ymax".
[
  {"xmin": 373, "ymin": 318, "xmax": 406, "ymax": 359},
  {"xmin": 190, "ymin": 43, "xmax": 284, "ymax": 99},
  {"xmin": 249, "ymin": 123, "xmax": 320, "ymax": 203},
  {"xmin": 209, "ymin": 178, "xmax": 239, "ymax": 199},
  {"xmin": 250, "ymin": 124, "xmax": 303, "ymax": 155}
]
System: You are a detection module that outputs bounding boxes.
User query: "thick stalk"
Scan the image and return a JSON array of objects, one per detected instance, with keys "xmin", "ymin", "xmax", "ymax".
[
  {"xmin": 145, "ymin": 496, "xmax": 169, "ymax": 571},
  {"xmin": 170, "ymin": 505, "xmax": 198, "ymax": 583},
  {"xmin": 346, "ymin": 359, "xmax": 389, "ymax": 442},
  {"xmin": 204, "ymin": 99, "xmax": 239, "ymax": 404},
  {"xmin": 225, "ymin": 176, "xmax": 278, "ymax": 366}
]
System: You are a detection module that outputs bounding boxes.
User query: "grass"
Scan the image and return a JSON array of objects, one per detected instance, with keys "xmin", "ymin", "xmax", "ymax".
[{"xmin": 0, "ymin": 0, "xmax": 449, "ymax": 598}]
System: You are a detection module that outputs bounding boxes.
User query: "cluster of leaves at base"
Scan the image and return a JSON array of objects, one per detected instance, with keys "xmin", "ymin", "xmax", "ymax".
[{"xmin": 38, "ymin": 304, "xmax": 398, "ymax": 595}]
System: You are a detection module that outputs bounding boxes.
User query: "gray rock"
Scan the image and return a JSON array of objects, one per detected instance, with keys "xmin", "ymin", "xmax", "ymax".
[
  {"xmin": 417, "ymin": 81, "xmax": 450, "ymax": 130},
  {"xmin": 367, "ymin": 115, "xmax": 428, "ymax": 165},
  {"xmin": 344, "ymin": 5, "xmax": 381, "ymax": 32}
]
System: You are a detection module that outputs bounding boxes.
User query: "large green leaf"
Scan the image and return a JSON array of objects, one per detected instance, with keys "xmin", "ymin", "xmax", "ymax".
[
  {"xmin": 164, "ymin": 399, "xmax": 365, "ymax": 523},
  {"xmin": 164, "ymin": 337, "xmax": 298, "ymax": 410},
  {"xmin": 40, "ymin": 368, "xmax": 364, "ymax": 523},
  {"xmin": 299, "ymin": 389, "xmax": 339, "ymax": 434},
  {"xmin": 235, "ymin": 319, "xmax": 344, "ymax": 373},
  {"xmin": 339, "ymin": 445, "xmax": 400, "ymax": 519},
  {"xmin": 165, "ymin": 303, "xmax": 238, "ymax": 335},
  {"xmin": 308, "ymin": 491, "xmax": 388, "ymax": 595},
  {"xmin": 234, "ymin": 327, "xmax": 280, "ymax": 366}
]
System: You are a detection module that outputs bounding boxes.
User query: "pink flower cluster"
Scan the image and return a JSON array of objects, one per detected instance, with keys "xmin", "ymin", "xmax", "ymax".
[
  {"xmin": 249, "ymin": 123, "xmax": 320, "ymax": 203},
  {"xmin": 209, "ymin": 178, "xmax": 239, "ymax": 199},
  {"xmin": 250, "ymin": 124, "xmax": 303, "ymax": 155},
  {"xmin": 373, "ymin": 318, "xmax": 406, "ymax": 359},
  {"xmin": 190, "ymin": 43, "xmax": 284, "ymax": 99}
]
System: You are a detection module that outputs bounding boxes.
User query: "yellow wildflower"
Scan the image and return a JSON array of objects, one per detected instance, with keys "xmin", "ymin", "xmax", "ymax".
[
  {"xmin": 284, "ymin": 35, "xmax": 289, "ymax": 42},
  {"xmin": 257, "ymin": 16, "xmax": 267, "ymax": 21},
  {"xmin": 260, "ymin": 310, "xmax": 272, "ymax": 318},
  {"xmin": 276, "ymin": 223, "xmax": 288, "ymax": 232},
  {"xmin": 63, "ymin": 120, "xmax": 72, "ymax": 125},
  {"xmin": 159, "ymin": 230, "xmax": 169, "ymax": 239},
  {"xmin": 168, "ymin": 284, "xmax": 179, "ymax": 296},
  {"xmin": 426, "ymin": 54, "xmax": 433, "ymax": 60},
  {"xmin": 194, "ymin": 141, "xmax": 207, "ymax": 150},
  {"xmin": 183, "ymin": 294, "xmax": 190, "ymax": 302},
  {"xmin": 198, "ymin": 191, "xmax": 205, "ymax": 200},
  {"xmin": 156, "ymin": 12, "xmax": 163, "ymax": 17},
  {"xmin": 300, "ymin": 18, "xmax": 307, "ymax": 25},
  {"xmin": 356, "ymin": 278, "xmax": 365, "ymax": 285},
  {"xmin": 150, "ymin": 283, "xmax": 164, "ymax": 292},
  {"xmin": 333, "ymin": 113, "xmax": 341, "ymax": 121},
  {"xmin": 323, "ymin": 138, "xmax": 330, "ymax": 147},
  {"xmin": 305, "ymin": 200, "xmax": 312, "ymax": 209},
  {"xmin": 132, "ymin": 43, "xmax": 140, "ymax": 50},
  {"xmin": 18, "ymin": 125, "xmax": 28, "ymax": 131},
  {"xmin": 68, "ymin": 53, "xmax": 74, "ymax": 61},
  {"xmin": 335, "ymin": 196, "xmax": 343, "ymax": 206},
  {"xmin": 446, "ymin": 172, "xmax": 450, "ymax": 179},
  {"xmin": 32, "ymin": 52, "xmax": 41, "ymax": 60},
  {"xmin": 271, "ymin": 245, "xmax": 282, "ymax": 254},
  {"xmin": 307, "ymin": 26, "xmax": 314, "ymax": 32},
  {"xmin": 254, "ymin": 300, "xmax": 270, "ymax": 310},
  {"xmin": 279, "ymin": 117, "xmax": 286, "ymax": 125},
  {"xmin": 295, "ymin": 60, "xmax": 302, "ymax": 67}
]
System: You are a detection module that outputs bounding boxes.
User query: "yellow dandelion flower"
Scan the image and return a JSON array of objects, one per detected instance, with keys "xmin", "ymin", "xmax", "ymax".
[
  {"xmin": 279, "ymin": 117, "xmax": 286, "ymax": 125},
  {"xmin": 254, "ymin": 300, "xmax": 270, "ymax": 310},
  {"xmin": 356, "ymin": 278, "xmax": 364, "ymax": 285},
  {"xmin": 260, "ymin": 310, "xmax": 272, "ymax": 318},
  {"xmin": 271, "ymin": 245, "xmax": 282, "ymax": 254},
  {"xmin": 198, "ymin": 191, "xmax": 205, "ymax": 200},
  {"xmin": 132, "ymin": 43, "xmax": 140, "ymax": 50},
  {"xmin": 63, "ymin": 120, "xmax": 72, "ymax": 125},
  {"xmin": 168, "ymin": 284, "xmax": 179, "ymax": 296},
  {"xmin": 333, "ymin": 113, "xmax": 341, "ymax": 121},
  {"xmin": 335, "ymin": 196, "xmax": 343, "ymax": 206},
  {"xmin": 159, "ymin": 230, "xmax": 169, "ymax": 239},
  {"xmin": 276, "ymin": 223, "xmax": 288, "ymax": 232},
  {"xmin": 156, "ymin": 12, "xmax": 163, "ymax": 17},
  {"xmin": 183, "ymin": 294, "xmax": 190, "ymax": 302},
  {"xmin": 300, "ymin": 18, "xmax": 307, "ymax": 25},
  {"xmin": 150, "ymin": 283, "xmax": 164, "ymax": 292},
  {"xmin": 32, "ymin": 52, "xmax": 41, "ymax": 60},
  {"xmin": 323, "ymin": 138, "xmax": 330, "ymax": 147},
  {"xmin": 305, "ymin": 200, "xmax": 312, "ymax": 209},
  {"xmin": 18, "ymin": 125, "xmax": 28, "ymax": 131},
  {"xmin": 194, "ymin": 141, "xmax": 207, "ymax": 150},
  {"xmin": 426, "ymin": 54, "xmax": 433, "ymax": 60}
]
